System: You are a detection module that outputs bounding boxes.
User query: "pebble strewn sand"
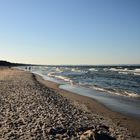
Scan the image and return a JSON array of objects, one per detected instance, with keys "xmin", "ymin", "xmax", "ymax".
[{"xmin": 0, "ymin": 69, "xmax": 133, "ymax": 140}]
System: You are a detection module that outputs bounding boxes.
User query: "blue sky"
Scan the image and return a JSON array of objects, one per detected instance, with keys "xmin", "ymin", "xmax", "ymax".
[{"xmin": 0, "ymin": 0, "xmax": 140, "ymax": 65}]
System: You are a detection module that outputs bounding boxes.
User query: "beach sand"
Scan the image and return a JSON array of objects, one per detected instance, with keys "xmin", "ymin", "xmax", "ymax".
[{"xmin": 0, "ymin": 68, "xmax": 139, "ymax": 140}]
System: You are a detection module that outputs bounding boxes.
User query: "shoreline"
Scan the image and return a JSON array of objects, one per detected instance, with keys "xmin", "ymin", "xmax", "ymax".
[
  {"xmin": 35, "ymin": 73, "xmax": 140, "ymax": 138},
  {"xmin": 31, "ymin": 67, "xmax": 140, "ymax": 119},
  {"xmin": 59, "ymin": 84, "xmax": 140, "ymax": 119},
  {"xmin": 0, "ymin": 68, "xmax": 139, "ymax": 139}
]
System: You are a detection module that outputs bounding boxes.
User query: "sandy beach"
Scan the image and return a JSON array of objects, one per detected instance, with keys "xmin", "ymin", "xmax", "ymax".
[{"xmin": 0, "ymin": 68, "xmax": 139, "ymax": 140}]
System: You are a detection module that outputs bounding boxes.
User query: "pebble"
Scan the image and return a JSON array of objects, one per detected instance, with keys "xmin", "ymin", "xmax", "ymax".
[{"xmin": 80, "ymin": 130, "xmax": 96, "ymax": 140}]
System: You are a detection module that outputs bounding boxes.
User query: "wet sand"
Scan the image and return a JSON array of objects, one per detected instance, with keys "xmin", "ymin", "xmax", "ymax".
[{"xmin": 0, "ymin": 68, "xmax": 139, "ymax": 140}]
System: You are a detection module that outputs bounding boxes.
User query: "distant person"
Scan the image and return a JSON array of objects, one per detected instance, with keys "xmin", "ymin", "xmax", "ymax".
[
  {"xmin": 29, "ymin": 66, "xmax": 31, "ymax": 71},
  {"xmin": 25, "ymin": 67, "xmax": 27, "ymax": 70}
]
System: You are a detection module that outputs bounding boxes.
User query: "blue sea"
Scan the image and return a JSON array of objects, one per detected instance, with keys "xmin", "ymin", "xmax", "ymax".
[{"xmin": 19, "ymin": 65, "xmax": 140, "ymax": 118}]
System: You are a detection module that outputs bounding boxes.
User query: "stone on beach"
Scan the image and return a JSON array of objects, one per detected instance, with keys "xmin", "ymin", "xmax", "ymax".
[{"xmin": 80, "ymin": 130, "xmax": 96, "ymax": 140}]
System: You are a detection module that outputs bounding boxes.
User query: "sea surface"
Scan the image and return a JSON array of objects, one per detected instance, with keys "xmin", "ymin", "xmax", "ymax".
[{"xmin": 19, "ymin": 65, "xmax": 140, "ymax": 118}]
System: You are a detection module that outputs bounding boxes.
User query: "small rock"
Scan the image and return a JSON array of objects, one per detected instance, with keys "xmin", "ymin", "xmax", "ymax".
[
  {"xmin": 80, "ymin": 130, "xmax": 96, "ymax": 140},
  {"xmin": 55, "ymin": 134, "xmax": 63, "ymax": 139}
]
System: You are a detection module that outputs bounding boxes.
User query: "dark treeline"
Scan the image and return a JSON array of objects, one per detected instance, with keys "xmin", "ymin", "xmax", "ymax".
[{"xmin": 0, "ymin": 60, "xmax": 30, "ymax": 67}]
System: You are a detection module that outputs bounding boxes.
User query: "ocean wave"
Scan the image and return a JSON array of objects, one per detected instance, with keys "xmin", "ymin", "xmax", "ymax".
[
  {"xmin": 47, "ymin": 72, "xmax": 56, "ymax": 77},
  {"xmin": 110, "ymin": 68, "xmax": 128, "ymax": 72},
  {"xmin": 89, "ymin": 68, "xmax": 98, "ymax": 71},
  {"xmin": 123, "ymin": 91, "xmax": 140, "ymax": 98},
  {"xmin": 133, "ymin": 69, "xmax": 140, "ymax": 75},
  {"xmin": 71, "ymin": 68, "xmax": 80, "ymax": 72},
  {"xmin": 47, "ymin": 72, "xmax": 72, "ymax": 84},
  {"xmin": 103, "ymin": 68, "xmax": 109, "ymax": 71},
  {"xmin": 110, "ymin": 68, "xmax": 140, "ymax": 75},
  {"xmin": 91, "ymin": 86, "xmax": 107, "ymax": 92},
  {"xmin": 71, "ymin": 68, "xmax": 88, "ymax": 74},
  {"xmin": 134, "ymin": 69, "xmax": 140, "ymax": 72},
  {"xmin": 91, "ymin": 85, "xmax": 140, "ymax": 99},
  {"xmin": 53, "ymin": 75, "xmax": 71, "ymax": 82},
  {"xmin": 118, "ymin": 71, "xmax": 128, "ymax": 75},
  {"xmin": 109, "ymin": 68, "xmax": 121, "ymax": 71},
  {"xmin": 56, "ymin": 68, "xmax": 63, "ymax": 73},
  {"xmin": 134, "ymin": 73, "xmax": 140, "ymax": 76}
]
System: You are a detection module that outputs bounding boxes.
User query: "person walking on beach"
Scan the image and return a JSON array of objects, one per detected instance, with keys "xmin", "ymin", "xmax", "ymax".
[
  {"xmin": 29, "ymin": 66, "xmax": 31, "ymax": 71},
  {"xmin": 25, "ymin": 67, "xmax": 27, "ymax": 70}
]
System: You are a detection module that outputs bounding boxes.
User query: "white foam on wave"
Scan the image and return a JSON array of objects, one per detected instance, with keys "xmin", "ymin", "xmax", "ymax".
[
  {"xmin": 56, "ymin": 68, "xmax": 63, "ymax": 73},
  {"xmin": 91, "ymin": 85, "xmax": 140, "ymax": 98},
  {"xmin": 107, "ymin": 90, "xmax": 140, "ymax": 98},
  {"xmin": 134, "ymin": 73, "xmax": 140, "ymax": 76},
  {"xmin": 53, "ymin": 75, "xmax": 70, "ymax": 82},
  {"xmin": 71, "ymin": 68, "xmax": 88, "ymax": 74},
  {"xmin": 118, "ymin": 71, "xmax": 128, "ymax": 75},
  {"xmin": 47, "ymin": 72, "xmax": 56, "ymax": 77},
  {"xmin": 91, "ymin": 86, "xmax": 122, "ymax": 97},
  {"xmin": 92, "ymin": 86, "xmax": 106, "ymax": 92},
  {"xmin": 123, "ymin": 91, "xmax": 140, "ymax": 98},
  {"xmin": 110, "ymin": 68, "xmax": 128, "ymax": 72},
  {"xmin": 133, "ymin": 69, "xmax": 140, "ymax": 76},
  {"xmin": 103, "ymin": 68, "xmax": 109, "ymax": 71},
  {"xmin": 110, "ymin": 68, "xmax": 140, "ymax": 75},
  {"xmin": 71, "ymin": 68, "xmax": 81, "ymax": 72},
  {"xmin": 109, "ymin": 68, "xmax": 120, "ymax": 71},
  {"xmin": 134, "ymin": 69, "xmax": 140, "ymax": 72},
  {"xmin": 47, "ymin": 72, "xmax": 72, "ymax": 83},
  {"xmin": 89, "ymin": 68, "xmax": 98, "ymax": 71}
]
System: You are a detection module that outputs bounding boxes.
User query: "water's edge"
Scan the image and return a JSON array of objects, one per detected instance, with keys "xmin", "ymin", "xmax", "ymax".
[
  {"xmin": 59, "ymin": 84, "xmax": 140, "ymax": 119},
  {"xmin": 33, "ymin": 70, "xmax": 140, "ymax": 119},
  {"xmin": 17, "ymin": 67, "xmax": 140, "ymax": 119}
]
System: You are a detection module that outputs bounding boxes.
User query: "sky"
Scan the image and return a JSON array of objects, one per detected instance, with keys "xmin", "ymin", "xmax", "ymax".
[{"xmin": 0, "ymin": 0, "xmax": 140, "ymax": 65}]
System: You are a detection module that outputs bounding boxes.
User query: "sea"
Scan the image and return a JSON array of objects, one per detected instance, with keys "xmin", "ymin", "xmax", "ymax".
[{"xmin": 18, "ymin": 65, "xmax": 140, "ymax": 118}]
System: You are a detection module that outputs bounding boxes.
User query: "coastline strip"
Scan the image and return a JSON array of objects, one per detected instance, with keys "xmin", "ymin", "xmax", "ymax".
[
  {"xmin": 0, "ymin": 68, "xmax": 139, "ymax": 139},
  {"xmin": 35, "ymin": 73, "xmax": 140, "ymax": 138}
]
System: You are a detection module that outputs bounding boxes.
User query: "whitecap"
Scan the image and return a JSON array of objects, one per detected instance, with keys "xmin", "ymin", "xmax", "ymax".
[
  {"xmin": 118, "ymin": 72, "xmax": 128, "ymax": 75},
  {"xmin": 89, "ymin": 68, "xmax": 98, "ymax": 71}
]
